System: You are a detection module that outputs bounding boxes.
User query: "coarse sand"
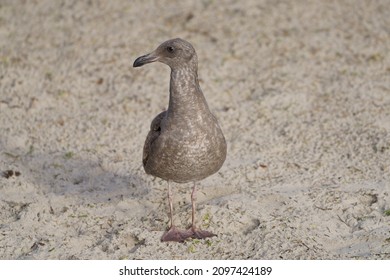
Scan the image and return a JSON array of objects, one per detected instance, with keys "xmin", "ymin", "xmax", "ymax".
[{"xmin": 0, "ymin": 0, "xmax": 389, "ymax": 259}]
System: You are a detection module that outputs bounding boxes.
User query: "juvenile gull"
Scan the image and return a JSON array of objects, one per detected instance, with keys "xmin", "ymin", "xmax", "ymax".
[{"xmin": 133, "ymin": 38, "xmax": 227, "ymax": 242}]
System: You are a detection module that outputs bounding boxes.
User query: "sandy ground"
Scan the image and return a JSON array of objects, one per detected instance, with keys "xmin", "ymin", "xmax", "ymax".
[{"xmin": 1, "ymin": 0, "xmax": 390, "ymax": 260}]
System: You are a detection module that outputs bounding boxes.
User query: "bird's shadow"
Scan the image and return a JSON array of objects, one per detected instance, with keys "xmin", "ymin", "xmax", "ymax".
[{"xmin": 1, "ymin": 147, "xmax": 150, "ymax": 205}]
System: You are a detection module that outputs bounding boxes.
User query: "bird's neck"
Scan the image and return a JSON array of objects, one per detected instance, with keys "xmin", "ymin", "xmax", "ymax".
[{"xmin": 168, "ymin": 66, "xmax": 210, "ymax": 118}]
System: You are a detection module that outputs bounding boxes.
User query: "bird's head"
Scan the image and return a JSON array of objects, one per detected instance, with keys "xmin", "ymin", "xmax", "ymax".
[{"xmin": 133, "ymin": 38, "xmax": 197, "ymax": 70}]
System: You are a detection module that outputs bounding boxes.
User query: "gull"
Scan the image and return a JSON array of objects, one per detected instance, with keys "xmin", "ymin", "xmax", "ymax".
[{"xmin": 133, "ymin": 38, "xmax": 227, "ymax": 242}]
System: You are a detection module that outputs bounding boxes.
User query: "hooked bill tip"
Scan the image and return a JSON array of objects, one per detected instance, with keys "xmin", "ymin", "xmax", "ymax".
[{"xmin": 133, "ymin": 56, "xmax": 144, "ymax": 67}]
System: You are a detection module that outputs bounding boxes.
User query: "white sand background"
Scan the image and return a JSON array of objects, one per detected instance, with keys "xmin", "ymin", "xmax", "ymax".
[{"xmin": 1, "ymin": 0, "xmax": 390, "ymax": 259}]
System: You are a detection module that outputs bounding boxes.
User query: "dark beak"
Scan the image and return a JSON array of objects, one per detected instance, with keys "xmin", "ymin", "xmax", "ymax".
[{"xmin": 133, "ymin": 53, "xmax": 159, "ymax": 67}]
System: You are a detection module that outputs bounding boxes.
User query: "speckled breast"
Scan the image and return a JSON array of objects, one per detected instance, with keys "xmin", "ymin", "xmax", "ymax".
[{"xmin": 144, "ymin": 122, "xmax": 227, "ymax": 183}]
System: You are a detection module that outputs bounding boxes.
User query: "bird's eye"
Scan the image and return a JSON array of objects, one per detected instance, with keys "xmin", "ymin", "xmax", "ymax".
[{"xmin": 166, "ymin": 46, "xmax": 174, "ymax": 53}]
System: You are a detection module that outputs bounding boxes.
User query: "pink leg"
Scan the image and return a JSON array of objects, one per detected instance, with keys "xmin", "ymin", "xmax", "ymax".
[
  {"xmin": 168, "ymin": 180, "xmax": 174, "ymax": 228},
  {"xmin": 161, "ymin": 181, "xmax": 193, "ymax": 242},
  {"xmin": 191, "ymin": 182, "xmax": 196, "ymax": 229}
]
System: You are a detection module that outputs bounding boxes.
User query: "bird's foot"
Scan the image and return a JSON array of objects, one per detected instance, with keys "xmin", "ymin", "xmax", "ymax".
[
  {"xmin": 161, "ymin": 226, "xmax": 194, "ymax": 242},
  {"xmin": 189, "ymin": 227, "xmax": 217, "ymax": 240}
]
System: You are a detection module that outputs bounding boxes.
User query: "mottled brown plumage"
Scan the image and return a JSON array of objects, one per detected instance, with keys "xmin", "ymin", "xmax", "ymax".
[{"xmin": 133, "ymin": 38, "xmax": 227, "ymax": 242}]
